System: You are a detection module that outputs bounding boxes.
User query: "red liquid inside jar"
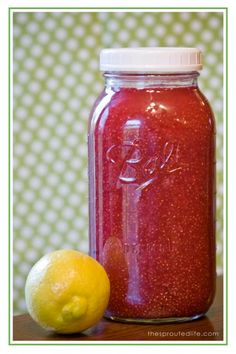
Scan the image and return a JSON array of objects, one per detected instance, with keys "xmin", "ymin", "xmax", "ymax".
[{"xmin": 88, "ymin": 71, "xmax": 216, "ymax": 323}]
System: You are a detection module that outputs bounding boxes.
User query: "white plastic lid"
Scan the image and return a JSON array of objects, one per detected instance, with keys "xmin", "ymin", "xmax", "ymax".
[{"xmin": 100, "ymin": 47, "xmax": 203, "ymax": 73}]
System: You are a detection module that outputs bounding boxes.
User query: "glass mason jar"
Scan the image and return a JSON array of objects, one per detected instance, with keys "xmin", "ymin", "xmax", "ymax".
[{"xmin": 88, "ymin": 48, "xmax": 216, "ymax": 323}]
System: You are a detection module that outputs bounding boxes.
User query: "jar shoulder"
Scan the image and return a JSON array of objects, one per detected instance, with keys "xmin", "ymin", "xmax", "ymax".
[{"xmin": 89, "ymin": 87, "xmax": 215, "ymax": 134}]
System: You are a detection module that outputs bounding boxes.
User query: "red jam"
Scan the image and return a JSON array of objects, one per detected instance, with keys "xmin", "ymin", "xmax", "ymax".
[{"xmin": 89, "ymin": 75, "xmax": 216, "ymax": 322}]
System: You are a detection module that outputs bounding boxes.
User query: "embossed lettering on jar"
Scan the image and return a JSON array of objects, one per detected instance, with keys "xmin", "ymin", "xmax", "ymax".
[{"xmin": 88, "ymin": 48, "xmax": 216, "ymax": 323}]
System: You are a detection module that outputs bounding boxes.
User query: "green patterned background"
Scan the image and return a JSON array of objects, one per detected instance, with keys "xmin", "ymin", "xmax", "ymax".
[{"xmin": 13, "ymin": 11, "xmax": 224, "ymax": 314}]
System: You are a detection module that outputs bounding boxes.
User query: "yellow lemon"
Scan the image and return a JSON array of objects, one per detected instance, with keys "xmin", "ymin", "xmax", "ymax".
[{"xmin": 25, "ymin": 249, "xmax": 110, "ymax": 334}]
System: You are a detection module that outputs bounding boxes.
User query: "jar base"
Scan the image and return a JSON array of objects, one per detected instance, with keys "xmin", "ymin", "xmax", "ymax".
[{"xmin": 104, "ymin": 313, "xmax": 204, "ymax": 324}]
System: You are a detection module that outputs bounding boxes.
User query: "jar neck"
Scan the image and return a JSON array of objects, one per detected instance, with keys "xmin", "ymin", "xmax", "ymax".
[{"xmin": 104, "ymin": 72, "xmax": 199, "ymax": 89}]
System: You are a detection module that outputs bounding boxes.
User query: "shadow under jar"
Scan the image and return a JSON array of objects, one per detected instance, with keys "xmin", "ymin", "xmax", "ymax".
[{"xmin": 88, "ymin": 48, "xmax": 216, "ymax": 323}]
